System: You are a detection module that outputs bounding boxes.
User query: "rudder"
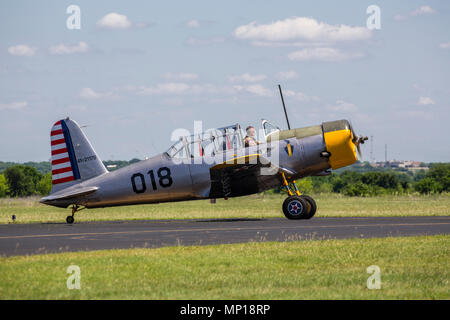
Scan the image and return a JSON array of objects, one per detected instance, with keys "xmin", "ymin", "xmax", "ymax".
[{"xmin": 50, "ymin": 117, "xmax": 107, "ymax": 193}]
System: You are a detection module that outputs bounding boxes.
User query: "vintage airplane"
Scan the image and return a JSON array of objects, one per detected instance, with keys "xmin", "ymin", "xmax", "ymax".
[{"xmin": 41, "ymin": 114, "xmax": 367, "ymax": 223}]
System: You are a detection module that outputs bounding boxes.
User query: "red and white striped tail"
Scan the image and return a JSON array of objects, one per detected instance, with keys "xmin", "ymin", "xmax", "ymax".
[
  {"xmin": 50, "ymin": 120, "xmax": 80, "ymax": 185},
  {"xmin": 48, "ymin": 118, "xmax": 107, "ymax": 194}
]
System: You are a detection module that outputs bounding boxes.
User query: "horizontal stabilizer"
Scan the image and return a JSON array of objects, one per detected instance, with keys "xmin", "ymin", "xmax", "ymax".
[{"xmin": 40, "ymin": 186, "xmax": 98, "ymax": 203}]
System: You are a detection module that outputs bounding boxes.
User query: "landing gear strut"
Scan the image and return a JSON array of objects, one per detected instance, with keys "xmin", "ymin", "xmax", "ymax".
[
  {"xmin": 66, "ymin": 205, "xmax": 84, "ymax": 224},
  {"xmin": 280, "ymin": 173, "xmax": 317, "ymax": 220}
]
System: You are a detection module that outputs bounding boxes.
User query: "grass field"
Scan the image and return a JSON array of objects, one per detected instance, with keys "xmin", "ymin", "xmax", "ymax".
[
  {"xmin": 0, "ymin": 235, "xmax": 448, "ymax": 299},
  {"xmin": 0, "ymin": 193, "xmax": 449, "ymax": 224}
]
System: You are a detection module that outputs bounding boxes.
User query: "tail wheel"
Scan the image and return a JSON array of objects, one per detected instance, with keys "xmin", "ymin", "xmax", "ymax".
[
  {"xmin": 66, "ymin": 215, "xmax": 74, "ymax": 224},
  {"xmin": 66, "ymin": 205, "xmax": 83, "ymax": 224},
  {"xmin": 300, "ymin": 195, "xmax": 317, "ymax": 219},
  {"xmin": 282, "ymin": 196, "xmax": 309, "ymax": 220}
]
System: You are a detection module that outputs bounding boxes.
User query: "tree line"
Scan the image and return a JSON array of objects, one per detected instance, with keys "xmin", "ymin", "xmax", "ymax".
[
  {"xmin": 0, "ymin": 160, "xmax": 139, "ymax": 198},
  {"xmin": 275, "ymin": 163, "xmax": 449, "ymax": 196}
]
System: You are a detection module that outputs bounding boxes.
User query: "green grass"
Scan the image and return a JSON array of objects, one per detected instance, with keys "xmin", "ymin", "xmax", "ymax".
[
  {"xmin": 0, "ymin": 194, "xmax": 449, "ymax": 224},
  {"xmin": 0, "ymin": 235, "xmax": 448, "ymax": 299}
]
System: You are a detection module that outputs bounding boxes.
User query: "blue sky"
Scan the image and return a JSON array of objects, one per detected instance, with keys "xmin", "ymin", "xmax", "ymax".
[{"xmin": 1, "ymin": 0, "xmax": 449, "ymax": 162}]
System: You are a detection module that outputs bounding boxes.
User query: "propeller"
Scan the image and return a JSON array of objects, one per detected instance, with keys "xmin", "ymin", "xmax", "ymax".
[{"xmin": 348, "ymin": 122, "xmax": 368, "ymax": 158}]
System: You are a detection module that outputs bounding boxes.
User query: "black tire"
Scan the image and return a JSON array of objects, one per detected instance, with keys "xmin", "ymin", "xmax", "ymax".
[
  {"xmin": 300, "ymin": 195, "xmax": 317, "ymax": 219},
  {"xmin": 282, "ymin": 196, "xmax": 309, "ymax": 220},
  {"xmin": 66, "ymin": 216, "xmax": 74, "ymax": 224}
]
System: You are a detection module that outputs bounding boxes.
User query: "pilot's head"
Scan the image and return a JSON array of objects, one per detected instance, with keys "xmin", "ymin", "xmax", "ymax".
[{"xmin": 246, "ymin": 126, "xmax": 256, "ymax": 137}]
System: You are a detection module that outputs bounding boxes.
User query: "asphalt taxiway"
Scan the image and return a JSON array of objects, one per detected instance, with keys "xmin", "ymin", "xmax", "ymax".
[{"xmin": 0, "ymin": 216, "xmax": 449, "ymax": 256}]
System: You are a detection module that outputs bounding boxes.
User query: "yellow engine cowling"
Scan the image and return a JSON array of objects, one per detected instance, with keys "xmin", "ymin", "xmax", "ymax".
[{"xmin": 322, "ymin": 120, "xmax": 357, "ymax": 170}]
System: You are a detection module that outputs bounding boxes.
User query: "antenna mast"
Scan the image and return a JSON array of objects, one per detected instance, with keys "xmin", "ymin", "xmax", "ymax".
[
  {"xmin": 370, "ymin": 135, "xmax": 374, "ymax": 163},
  {"xmin": 278, "ymin": 84, "xmax": 291, "ymax": 130}
]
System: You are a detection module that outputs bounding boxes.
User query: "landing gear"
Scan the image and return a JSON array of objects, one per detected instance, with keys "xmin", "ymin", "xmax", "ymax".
[
  {"xmin": 280, "ymin": 173, "xmax": 317, "ymax": 220},
  {"xmin": 66, "ymin": 205, "xmax": 84, "ymax": 224},
  {"xmin": 283, "ymin": 196, "xmax": 309, "ymax": 219},
  {"xmin": 300, "ymin": 195, "xmax": 317, "ymax": 219},
  {"xmin": 66, "ymin": 215, "xmax": 74, "ymax": 224}
]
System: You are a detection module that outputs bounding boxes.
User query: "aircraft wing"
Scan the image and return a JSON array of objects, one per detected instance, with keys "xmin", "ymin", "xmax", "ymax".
[
  {"xmin": 40, "ymin": 186, "xmax": 98, "ymax": 203},
  {"xmin": 209, "ymin": 153, "xmax": 292, "ymax": 197}
]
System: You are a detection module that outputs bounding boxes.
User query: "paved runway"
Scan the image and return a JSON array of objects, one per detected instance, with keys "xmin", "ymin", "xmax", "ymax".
[{"xmin": 0, "ymin": 216, "xmax": 449, "ymax": 256}]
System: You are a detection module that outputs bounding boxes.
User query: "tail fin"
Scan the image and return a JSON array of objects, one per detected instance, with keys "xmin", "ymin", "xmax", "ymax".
[{"xmin": 50, "ymin": 117, "xmax": 107, "ymax": 193}]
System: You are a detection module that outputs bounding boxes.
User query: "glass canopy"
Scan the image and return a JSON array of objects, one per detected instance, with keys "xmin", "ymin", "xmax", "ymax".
[{"xmin": 166, "ymin": 124, "xmax": 244, "ymax": 159}]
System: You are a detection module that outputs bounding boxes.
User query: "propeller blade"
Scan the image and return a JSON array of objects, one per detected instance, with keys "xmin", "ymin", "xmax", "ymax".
[{"xmin": 348, "ymin": 121, "xmax": 367, "ymax": 159}]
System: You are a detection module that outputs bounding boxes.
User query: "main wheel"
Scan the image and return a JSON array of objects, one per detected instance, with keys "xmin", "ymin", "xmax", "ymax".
[
  {"xmin": 66, "ymin": 215, "xmax": 74, "ymax": 224},
  {"xmin": 282, "ymin": 196, "xmax": 309, "ymax": 220},
  {"xmin": 300, "ymin": 195, "xmax": 317, "ymax": 219}
]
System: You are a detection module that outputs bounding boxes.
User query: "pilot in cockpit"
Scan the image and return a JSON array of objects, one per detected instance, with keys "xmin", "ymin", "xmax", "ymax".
[{"xmin": 244, "ymin": 126, "xmax": 261, "ymax": 147}]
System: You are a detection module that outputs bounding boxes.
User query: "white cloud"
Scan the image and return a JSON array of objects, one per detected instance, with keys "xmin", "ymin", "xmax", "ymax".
[
  {"xmin": 49, "ymin": 42, "xmax": 88, "ymax": 55},
  {"xmin": 394, "ymin": 6, "xmax": 435, "ymax": 21},
  {"xmin": 411, "ymin": 6, "xmax": 435, "ymax": 16},
  {"xmin": 132, "ymin": 82, "xmax": 274, "ymax": 98},
  {"xmin": 228, "ymin": 73, "xmax": 267, "ymax": 83},
  {"xmin": 97, "ymin": 13, "xmax": 132, "ymax": 29},
  {"xmin": 232, "ymin": 84, "xmax": 273, "ymax": 97},
  {"xmin": 0, "ymin": 101, "xmax": 28, "ymax": 110},
  {"xmin": 80, "ymin": 87, "xmax": 114, "ymax": 99},
  {"xmin": 288, "ymin": 47, "xmax": 363, "ymax": 62},
  {"xmin": 135, "ymin": 22, "xmax": 155, "ymax": 29},
  {"xmin": 418, "ymin": 96, "xmax": 435, "ymax": 105},
  {"xmin": 283, "ymin": 90, "xmax": 319, "ymax": 102},
  {"xmin": 327, "ymin": 100, "xmax": 358, "ymax": 112},
  {"xmin": 185, "ymin": 36, "xmax": 225, "ymax": 46},
  {"xmin": 233, "ymin": 17, "xmax": 371, "ymax": 44},
  {"xmin": 7, "ymin": 45, "xmax": 36, "ymax": 57},
  {"xmin": 183, "ymin": 19, "xmax": 215, "ymax": 29},
  {"xmin": 439, "ymin": 42, "xmax": 450, "ymax": 49},
  {"xmin": 137, "ymin": 83, "xmax": 191, "ymax": 95},
  {"xmin": 185, "ymin": 19, "xmax": 200, "ymax": 28},
  {"xmin": 249, "ymin": 41, "xmax": 329, "ymax": 48},
  {"xmin": 161, "ymin": 73, "xmax": 199, "ymax": 81},
  {"xmin": 276, "ymin": 71, "xmax": 299, "ymax": 80}
]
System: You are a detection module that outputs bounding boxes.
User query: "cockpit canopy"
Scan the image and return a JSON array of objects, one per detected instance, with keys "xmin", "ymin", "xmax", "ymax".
[
  {"xmin": 262, "ymin": 119, "xmax": 280, "ymax": 138},
  {"xmin": 166, "ymin": 124, "xmax": 244, "ymax": 159},
  {"xmin": 165, "ymin": 119, "xmax": 283, "ymax": 158}
]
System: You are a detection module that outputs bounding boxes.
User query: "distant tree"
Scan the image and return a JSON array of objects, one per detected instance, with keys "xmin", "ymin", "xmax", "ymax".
[
  {"xmin": 4, "ymin": 166, "xmax": 36, "ymax": 197},
  {"xmin": 0, "ymin": 161, "xmax": 51, "ymax": 175},
  {"xmin": 342, "ymin": 182, "xmax": 370, "ymax": 197},
  {"xmin": 413, "ymin": 169, "xmax": 427, "ymax": 182},
  {"xmin": 331, "ymin": 176, "xmax": 345, "ymax": 193},
  {"xmin": 339, "ymin": 171, "xmax": 363, "ymax": 184},
  {"xmin": 0, "ymin": 174, "xmax": 9, "ymax": 197},
  {"xmin": 315, "ymin": 182, "xmax": 333, "ymax": 194},
  {"xmin": 426, "ymin": 163, "xmax": 450, "ymax": 192},
  {"xmin": 36, "ymin": 173, "xmax": 52, "ymax": 195},
  {"xmin": 414, "ymin": 178, "xmax": 442, "ymax": 194},
  {"xmin": 361, "ymin": 172, "xmax": 400, "ymax": 190},
  {"xmin": 295, "ymin": 178, "xmax": 313, "ymax": 194},
  {"xmin": 23, "ymin": 166, "xmax": 42, "ymax": 191},
  {"xmin": 129, "ymin": 158, "xmax": 141, "ymax": 164}
]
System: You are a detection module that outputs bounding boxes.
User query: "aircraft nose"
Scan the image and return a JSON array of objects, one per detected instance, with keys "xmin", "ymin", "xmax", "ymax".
[{"xmin": 322, "ymin": 120, "xmax": 357, "ymax": 169}]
